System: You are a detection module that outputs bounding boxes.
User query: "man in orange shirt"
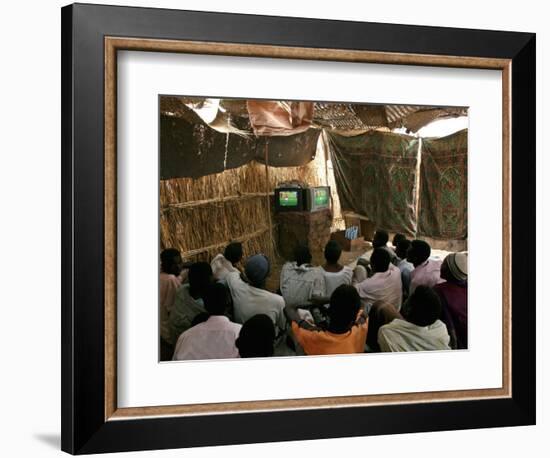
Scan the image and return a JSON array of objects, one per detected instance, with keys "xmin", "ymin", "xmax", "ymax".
[{"xmin": 285, "ymin": 285, "xmax": 368, "ymax": 355}]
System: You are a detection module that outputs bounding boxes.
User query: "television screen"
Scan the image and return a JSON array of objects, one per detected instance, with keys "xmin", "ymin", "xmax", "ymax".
[
  {"xmin": 279, "ymin": 190, "xmax": 299, "ymax": 207},
  {"xmin": 314, "ymin": 188, "xmax": 329, "ymax": 206},
  {"xmin": 306, "ymin": 186, "xmax": 331, "ymax": 211}
]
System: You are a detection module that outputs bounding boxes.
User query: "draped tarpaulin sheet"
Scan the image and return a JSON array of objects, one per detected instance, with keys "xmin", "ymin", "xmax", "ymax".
[
  {"xmin": 327, "ymin": 131, "xmax": 420, "ymax": 236},
  {"xmin": 160, "ymin": 115, "xmax": 255, "ymax": 179},
  {"xmin": 160, "ymin": 114, "xmax": 321, "ymax": 179},
  {"xmin": 418, "ymin": 129, "xmax": 468, "ymax": 239},
  {"xmin": 246, "ymin": 100, "xmax": 314, "ymax": 136},
  {"xmin": 256, "ymin": 129, "xmax": 320, "ymax": 167}
]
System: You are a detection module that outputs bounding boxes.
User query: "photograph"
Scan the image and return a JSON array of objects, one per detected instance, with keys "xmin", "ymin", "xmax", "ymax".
[{"xmin": 159, "ymin": 96, "xmax": 469, "ymax": 362}]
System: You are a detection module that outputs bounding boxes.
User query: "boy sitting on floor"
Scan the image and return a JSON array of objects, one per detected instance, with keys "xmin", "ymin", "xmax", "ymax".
[{"xmin": 285, "ymin": 284, "xmax": 368, "ymax": 356}]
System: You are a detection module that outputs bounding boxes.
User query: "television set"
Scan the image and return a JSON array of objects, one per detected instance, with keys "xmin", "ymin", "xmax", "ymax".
[
  {"xmin": 274, "ymin": 187, "xmax": 305, "ymax": 211},
  {"xmin": 304, "ymin": 186, "xmax": 331, "ymax": 212}
]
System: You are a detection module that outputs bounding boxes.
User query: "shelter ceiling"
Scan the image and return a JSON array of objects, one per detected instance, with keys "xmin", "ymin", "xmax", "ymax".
[{"xmin": 160, "ymin": 96, "xmax": 467, "ymax": 134}]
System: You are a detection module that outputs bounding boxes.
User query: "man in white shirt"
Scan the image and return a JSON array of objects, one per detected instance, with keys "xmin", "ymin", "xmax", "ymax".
[
  {"xmin": 355, "ymin": 248, "xmax": 403, "ymax": 313},
  {"xmin": 378, "ymin": 285, "xmax": 450, "ymax": 352},
  {"xmin": 173, "ymin": 282, "xmax": 242, "ymax": 361},
  {"xmin": 407, "ymin": 240, "xmax": 444, "ymax": 294},
  {"xmin": 226, "ymin": 254, "xmax": 286, "ymax": 334},
  {"xmin": 280, "ymin": 245, "xmax": 325, "ymax": 307},
  {"xmin": 321, "ymin": 240, "xmax": 354, "ymax": 298},
  {"xmin": 210, "ymin": 242, "xmax": 243, "ymax": 282}
]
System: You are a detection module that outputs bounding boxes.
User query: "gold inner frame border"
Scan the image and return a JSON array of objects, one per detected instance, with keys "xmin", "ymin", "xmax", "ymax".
[{"xmin": 104, "ymin": 36, "xmax": 512, "ymax": 421}]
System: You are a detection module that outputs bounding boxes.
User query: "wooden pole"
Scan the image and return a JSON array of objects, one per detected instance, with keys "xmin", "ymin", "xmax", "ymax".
[
  {"xmin": 264, "ymin": 140, "xmax": 274, "ymax": 258},
  {"xmin": 180, "ymin": 226, "xmax": 273, "ymax": 258},
  {"xmin": 161, "ymin": 192, "xmax": 272, "ymax": 212},
  {"xmin": 322, "ymin": 130, "xmax": 335, "ymax": 230},
  {"xmin": 323, "ymin": 130, "xmax": 330, "ymax": 186},
  {"xmin": 414, "ymin": 138, "xmax": 422, "ymax": 237}
]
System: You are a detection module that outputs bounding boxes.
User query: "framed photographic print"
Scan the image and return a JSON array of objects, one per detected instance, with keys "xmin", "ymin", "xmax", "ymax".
[{"xmin": 61, "ymin": 3, "xmax": 536, "ymax": 454}]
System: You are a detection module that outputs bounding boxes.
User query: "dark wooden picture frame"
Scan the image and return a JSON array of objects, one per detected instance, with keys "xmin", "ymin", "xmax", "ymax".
[{"xmin": 61, "ymin": 3, "xmax": 536, "ymax": 454}]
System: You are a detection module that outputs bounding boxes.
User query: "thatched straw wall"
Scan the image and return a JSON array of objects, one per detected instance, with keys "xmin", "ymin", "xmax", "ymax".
[{"xmin": 160, "ymin": 146, "xmax": 329, "ymax": 264}]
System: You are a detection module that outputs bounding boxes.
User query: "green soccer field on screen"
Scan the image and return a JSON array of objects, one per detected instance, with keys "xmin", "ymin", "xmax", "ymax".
[{"xmin": 280, "ymin": 191, "xmax": 299, "ymax": 206}]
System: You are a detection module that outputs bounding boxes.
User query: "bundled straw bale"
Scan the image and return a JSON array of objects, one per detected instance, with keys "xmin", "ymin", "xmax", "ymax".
[{"xmin": 160, "ymin": 162, "xmax": 266, "ymax": 205}]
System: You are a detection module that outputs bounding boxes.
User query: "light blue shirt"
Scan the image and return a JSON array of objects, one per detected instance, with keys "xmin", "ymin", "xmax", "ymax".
[{"xmin": 398, "ymin": 258, "xmax": 414, "ymax": 295}]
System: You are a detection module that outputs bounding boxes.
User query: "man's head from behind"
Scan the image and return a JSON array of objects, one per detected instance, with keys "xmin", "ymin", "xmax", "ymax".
[
  {"xmin": 440, "ymin": 252, "xmax": 468, "ymax": 283},
  {"xmin": 407, "ymin": 285, "xmax": 441, "ymax": 327},
  {"xmin": 244, "ymin": 254, "xmax": 270, "ymax": 288},
  {"xmin": 188, "ymin": 262, "xmax": 213, "ymax": 297},
  {"xmin": 224, "ymin": 242, "xmax": 243, "ymax": 266},
  {"xmin": 324, "ymin": 240, "xmax": 342, "ymax": 265},
  {"xmin": 294, "ymin": 244, "xmax": 312, "ymax": 266},
  {"xmin": 236, "ymin": 314, "xmax": 276, "ymax": 358},
  {"xmin": 395, "ymin": 239, "xmax": 411, "ymax": 260},
  {"xmin": 203, "ymin": 282, "xmax": 231, "ymax": 316},
  {"xmin": 327, "ymin": 285, "xmax": 361, "ymax": 334},
  {"xmin": 370, "ymin": 248, "xmax": 391, "ymax": 273},
  {"xmin": 372, "ymin": 230, "xmax": 389, "ymax": 248},
  {"xmin": 353, "ymin": 265, "xmax": 368, "ymax": 283},
  {"xmin": 392, "ymin": 233, "xmax": 407, "ymax": 248},
  {"xmin": 160, "ymin": 248, "xmax": 183, "ymax": 276},
  {"xmin": 407, "ymin": 240, "xmax": 431, "ymax": 267}
]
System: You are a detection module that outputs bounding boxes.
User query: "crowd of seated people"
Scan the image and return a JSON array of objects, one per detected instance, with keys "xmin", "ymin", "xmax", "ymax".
[{"xmin": 159, "ymin": 233, "xmax": 468, "ymax": 361}]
